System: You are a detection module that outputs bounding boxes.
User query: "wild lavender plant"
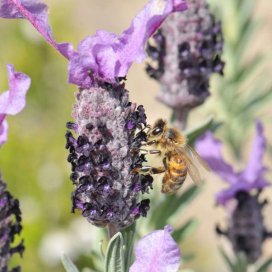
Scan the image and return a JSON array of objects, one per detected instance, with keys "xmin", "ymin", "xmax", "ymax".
[
  {"xmin": 196, "ymin": 122, "xmax": 272, "ymax": 269},
  {"xmin": 0, "ymin": 1, "xmax": 189, "ymax": 271},
  {"xmin": 0, "ymin": 65, "xmax": 30, "ymax": 271},
  {"xmin": 0, "ymin": 0, "xmax": 188, "ymax": 235},
  {"xmin": 146, "ymin": 0, "xmax": 224, "ymax": 128}
]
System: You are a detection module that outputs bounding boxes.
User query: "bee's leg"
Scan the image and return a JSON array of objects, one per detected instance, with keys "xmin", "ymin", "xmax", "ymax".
[
  {"xmin": 138, "ymin": 149, "xmax": 161, "ymax": 155},
  {"xmin": 132, "ymin": 166, "xmax": 165, "ymax": 175},
  {"xmin": 146, "ymin": 140, "xmax": 158, "ymax": 146},
  {"xmin": 215, "ymin": 224, "xmax": 229, "ymax": 237}
]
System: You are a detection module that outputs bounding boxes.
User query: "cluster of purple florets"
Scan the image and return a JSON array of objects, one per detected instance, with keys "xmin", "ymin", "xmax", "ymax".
[
  {"xmin": 216, "ymin": 191, "xmax": 272, "ymax": 263},
  {"xmin": 0, "ymin": 175, "xmax": 24, "ymax": 272},
  {"xmin": 65, "ymin": 82, "xmax": 153, "ymax": 228},
  {"xmin": 146, "ymin": 0, "xmax": 224, "ymax": 108}
]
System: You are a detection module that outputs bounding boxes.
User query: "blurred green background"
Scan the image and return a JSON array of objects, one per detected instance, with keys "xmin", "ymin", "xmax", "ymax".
[{"xmin": 0, "ymin": 0, "xmax": 272, "ymax": 271}]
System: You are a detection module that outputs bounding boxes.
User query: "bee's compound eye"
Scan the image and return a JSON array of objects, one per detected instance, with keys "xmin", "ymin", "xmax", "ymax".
[{"xmin": 152, "ymin": 127, "xmax": 162, "ymax": 136}]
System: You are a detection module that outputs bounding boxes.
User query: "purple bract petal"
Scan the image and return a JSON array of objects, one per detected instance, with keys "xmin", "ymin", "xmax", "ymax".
[
  {"xmin": 240, "ymin": 121, "xmax": 267, "ymax": 184},
  {"xmin": 68, "ymin": 0, "xmax": 188, "ymax": 88},
  {"xmin": 129, "ymin": 225, "xmax": 181, "ymax": 272},
  {"xmin": 0, "ymin": 64, "xmax": 30, "ymax": 146},
  {"xmin": 195, "ymin": 132, "xmax": 239, "ymax": 185},
  {"xmin": 196, "ymin": 126, "xmax": 270, "ymax": 206},
  {"xmin": 0, "ymin": 120, "xmax": 8, "ymax": 146},
  {"xmin": 216, "ymin": 177, "xmax": 269, "ymax": 206},
  {"xmin": 0, "ymin": 0, "xmax": 72, "ymax": 59}
]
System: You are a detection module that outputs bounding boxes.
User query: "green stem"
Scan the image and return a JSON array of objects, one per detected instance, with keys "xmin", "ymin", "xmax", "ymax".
[
  {"xmin": 108, "ymin": 223, "xmax": 120, "ymax": 239},
  {"xmin": 171, "ymin": 107, "xmax": 190, "ymax": 130}
]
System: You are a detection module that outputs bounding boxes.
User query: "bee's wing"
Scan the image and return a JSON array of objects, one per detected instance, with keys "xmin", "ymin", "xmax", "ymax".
[
  {"xmin": 173, "ymin": 144, "xmax": 207, "ymax": 186},
  {"xmin": 183, "ymin": 144, "xmax": 210, "ymax": 172}
]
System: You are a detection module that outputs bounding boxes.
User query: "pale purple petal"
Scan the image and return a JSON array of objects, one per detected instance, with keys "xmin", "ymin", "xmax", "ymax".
[
  {"xmin": 0, "ymin": 64, "xmax": 30, "ymax": 146},
  {"xmin": 129, "ymin": 225, "xmax": 181, "ymax": 272},
  {"xmin": 0, "ymin": 0, "xmax": 72, "ymax": 59},
  {"xmin": 240, "ymin": 121, "xmax": 267, "ymax": 184},
  {"xmin": 0, "ymin": 120, "xmax": 8, "ymax": 146},
  {"xmin": 216, "ymin": 177, "xmax": 269, "ymax": 206},
  {"xmin": 195, "ymin": 132, "xmax": 239, "ymax": 185},
  {"xmin": 0, "ymin": 64, "xmax": 30, "ymax": 115},
  {"xmin": 68, "ymin": 0, "xmax": 188, "ymax": 88}
]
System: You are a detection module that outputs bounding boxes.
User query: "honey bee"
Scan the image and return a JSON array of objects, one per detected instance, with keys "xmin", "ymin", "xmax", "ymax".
[{"xmin": 134, "ymin": 119, "xmax": 208, "ymax": 194}]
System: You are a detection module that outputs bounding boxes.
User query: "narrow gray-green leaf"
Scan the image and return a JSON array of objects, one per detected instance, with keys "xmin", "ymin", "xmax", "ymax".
[
  {"xmin": 218, "ymin": 247, "xmax": 236, "ymax": 272},
  {"xmin": 185, "ymin": 117, "xmax": 213, "ymax": 145},
  {"xmin": 242, "ymin": 87, "xmax": 272, "ymax": 113},
  {"xmin": 256, "ymin": 256, "xmax": 272, "ymax": 272},
  {"xmin": 150, "ymin": 186, "xmax": 201, "ymax": 229},
  {"xmin": 121, "ymin": 223, "xmax": 136, "ymax": 272},
  {"xmin": 234, "ymin": 253, "xmax": 248, "ymax": 272},
  {"xmin": 105, "ymin": 232, "xmax": 125, "ymax": 272},
  {"xmin": 172, "ymin": 219, "xmax": 198, "ymax": 243},
  {"xmin": 61, "ymin": 254, "xmax": 80, "ymax": 272}
]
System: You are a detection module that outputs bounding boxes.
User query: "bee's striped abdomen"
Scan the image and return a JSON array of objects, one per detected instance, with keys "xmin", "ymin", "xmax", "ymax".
[{"xmin": 162, "ymin": 152, "xmax": 187, "ymax": 194}]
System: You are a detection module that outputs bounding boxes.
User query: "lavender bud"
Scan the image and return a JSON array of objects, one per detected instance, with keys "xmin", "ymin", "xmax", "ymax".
[
  {"xmin": 66, "ymin": 83, "xmax": 153, "ymax": 228},
  {"xmin": 146, "ymin": 0, "xmax": 224, "ymax": 109},
  {"xmin": 0, "ymin": 173, "xmax": 24, "ymax": 272},
  {"xmin": 216, "ymin": 191, "xmax": 271, "ymax": 263}
]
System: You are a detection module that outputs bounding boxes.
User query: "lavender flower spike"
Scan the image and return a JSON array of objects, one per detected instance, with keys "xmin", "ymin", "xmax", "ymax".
[
  {"xmin": 146, "ymin": 0, "xmax": 224, "ymax": 127},
  {"xmin": 0, "ymin": 64, "xmax": 30, "ymax": 146},
  {"xmin": 196, "ymin": 121, "xmax": 269, "ymax": 206},
  {"xmin": 130, "ymin": 225, "xmax": 181, "ymax": 272},
  {"xmin": 1, "ymin": 0, "xmax": 189, "ymax": 230},
  {"xmin": 0, "ymin": 173, "xmax": 25, "ymax": 272},
  {"xmin": 196, "ymin": 122, "xmax": 272, "ymax": 263}
]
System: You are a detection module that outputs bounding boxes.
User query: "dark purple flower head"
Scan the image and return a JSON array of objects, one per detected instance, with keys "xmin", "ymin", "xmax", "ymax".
[
  {"xmin": 0, "ymin": 65, "xmax": 30, "ymax": 146},
  {"xmin": 130, "ymin": 225, "xmax": 181, "ymax": 272},
  {"xmin": 66, "ymin": 85, "xmax": 153, "ymax": 228},
  {"xmin": 196, "ymin": 121, "xmax": 269, "ymax": 206},
  {"xmin": 216, "ymin": 191, "xmax": 272, "ymax": 263},
  {"xmin": 0, "ymin": 173, "xmax": 24, "ymax": 272},
  {"xmin": 146, "ymin": 0, "xmax": 224, "ymax": 109}
]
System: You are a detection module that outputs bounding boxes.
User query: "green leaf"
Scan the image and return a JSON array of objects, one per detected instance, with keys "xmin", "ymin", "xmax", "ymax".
[
  {"xmin": 242, "ymin": 87, "xmax": 272, "ymax": 113},
  {"xmin": 105, "ymin": 232, "xmax": 125, "ymax": 272},
  {"xmin": 235, "ymin": 20, "xmax": 262, "ymax": 61},
  {"xmin": 185, "ymin": 117, "xmax": 214, "ymax": 145},
  {"xmin": 239, "ymin": 0, "xmax": 256, "ymax": 28},
  {"xmin": 172, "ymin": 219, "xmax": 198, "ymax": 243},
  {"xmin": 234, "ymin": 253, "xmax": 248, "ymax": 272},
  {"xmin": 61, "ymin": 255, "xmax": 80, "ymax": 272},
  {"xmin": 150, "ymin": 186, "xmax": 201, "ymax": 229},
  {"xmin": 218, "ymin": 247, "xmax": 236, "ymax": 272},
  {"xmin": 121, "ymin": 223, "xmax": 136, "ymax": 272},
  {"xmin": 181, "ymin": 253, "xmax": 195, "ymax": 263},
  {"xmin": 256, "ymin": 256, "xmax": 272, "ymax": 272}
]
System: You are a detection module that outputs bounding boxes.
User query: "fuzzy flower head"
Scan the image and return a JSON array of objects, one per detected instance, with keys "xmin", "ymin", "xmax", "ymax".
[
  {"xmin": 196, "ymin": 121, "xmax": 269, "ymax": 206},
  {"xmin": 0, "ymin": 64, "xmax": 30, "ymax": 146},
  {"xmin": 0, "ymin": 173, "xmax": 24, "ymax": 272},
  {"xmin": 146, "ymin": 0, "xmax": 224, "ymax": 109},
  {"xmin": 196, "ymin": 122, "xmax": 271, "ymax": 263},
  {"xmin": 0, "ymin": 0, "xmax": 189, "ymax": 228},
  {"xmin": 130, "ymin": 225, "xmax": 181, "ymax": 272}
]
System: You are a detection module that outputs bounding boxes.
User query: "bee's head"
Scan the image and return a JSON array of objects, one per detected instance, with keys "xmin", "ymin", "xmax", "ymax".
[{"xmin": 147, "ymin": 119, "xmax": 166, "ymax": 140}]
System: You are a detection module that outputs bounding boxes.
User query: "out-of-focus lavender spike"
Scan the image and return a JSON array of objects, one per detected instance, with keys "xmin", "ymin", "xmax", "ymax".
[
  {"xmin": 146, "ymin": 0, "xmax": 224, "ymax": 128},
  {"xmin": 0, "ymin": 173, "xmax": 24, "ymax": 271},
  {"xmin": 216, "ymin": 191, "xmax": 271, "ymax": 264}
]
